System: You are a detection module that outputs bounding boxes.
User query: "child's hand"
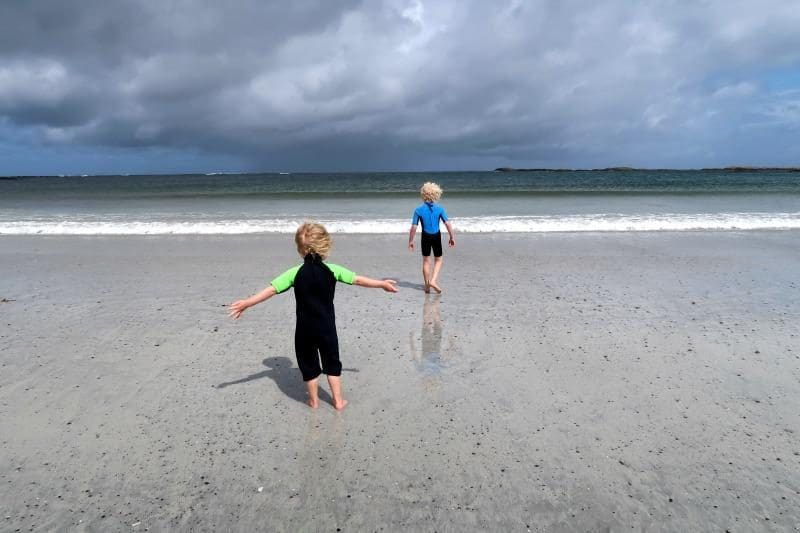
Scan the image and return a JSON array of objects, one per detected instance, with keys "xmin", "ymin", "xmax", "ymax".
[
  {"xmin": 228, "ymin": 300, "xmax": 250, "ymax": 319},
  {"xmin": 448, "ymin": 237, "xmax": 455, "ymax": 247},
  {"xmin": 382, "ymin": 279, "xmax": 399, "ymax": 293},
  {"xmin": 408, "ymin": 242, "xmax": 414, "ymax": 251}
]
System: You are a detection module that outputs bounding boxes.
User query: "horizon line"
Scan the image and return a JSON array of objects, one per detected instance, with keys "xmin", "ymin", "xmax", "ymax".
[{"xmin": 3, "ymin": 165, "xmax": 800, "ymax": 178}]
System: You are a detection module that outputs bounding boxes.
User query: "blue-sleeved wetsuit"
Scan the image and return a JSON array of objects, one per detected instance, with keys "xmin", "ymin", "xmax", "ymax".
[{"xmin": 412, "ymin": 201, "xmax": 448, "ymax": 257}]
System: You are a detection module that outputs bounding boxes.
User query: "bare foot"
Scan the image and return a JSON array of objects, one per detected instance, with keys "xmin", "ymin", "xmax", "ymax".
[
  {"xmin": 429, "ymin": 281, "xmax": 442, "ymax": 293},
  {"xmin": 333, "ymin": 399, "xmax": 349, "ymax": 411},
  {"xmin": 307, "ymin": 398, "xmax": 319, "ymax": 409},
  {"xmin": 424, "ymin": 283, "xmax": 431, "ymax": 294}
]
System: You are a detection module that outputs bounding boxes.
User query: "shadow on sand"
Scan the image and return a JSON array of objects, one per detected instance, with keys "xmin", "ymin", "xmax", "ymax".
[
  {"xmin": 216, "ymin": 356, "xmax": 359, "ymax": 406},
  {"xmin": 395, "ymin": 280, "xmax": 428, "ymax": 291}
]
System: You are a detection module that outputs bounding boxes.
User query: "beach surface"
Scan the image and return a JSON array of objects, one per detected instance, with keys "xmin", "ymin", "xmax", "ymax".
[{"xmin": 1, "ymin": 232, "xmax": 799, "ymax": 531}]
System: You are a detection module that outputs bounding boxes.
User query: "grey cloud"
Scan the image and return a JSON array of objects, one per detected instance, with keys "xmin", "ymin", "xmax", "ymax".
[{"xmin": 1, "ymin": 0, "xmax": 800, "ymax": 172}]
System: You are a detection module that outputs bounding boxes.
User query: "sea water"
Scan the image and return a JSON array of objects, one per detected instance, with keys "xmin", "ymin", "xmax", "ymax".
[{"xmin": 1, "ymin": 170, "xmax": 799, "ymax": 234}]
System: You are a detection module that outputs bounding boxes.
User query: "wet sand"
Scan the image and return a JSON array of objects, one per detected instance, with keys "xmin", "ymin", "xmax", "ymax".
[{"xmin": 1, "ymin": 232, "xmax": 799, "ymax": 531}]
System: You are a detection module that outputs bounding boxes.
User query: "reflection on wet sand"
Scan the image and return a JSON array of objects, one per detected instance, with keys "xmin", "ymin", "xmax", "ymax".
[
  {"xmin": 410, "ymin": 294, "xmax": 455, "ymax": 389},
  {"xmin": 290, "ymin": 409, "xmax": 345, "ymax": 519}
]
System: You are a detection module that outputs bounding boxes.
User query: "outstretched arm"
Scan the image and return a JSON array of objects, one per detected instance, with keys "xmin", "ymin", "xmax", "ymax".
[
  {"xmin": 354, "ymin": 275, "xmax": 398, "ymax": 292},
  {"xmin": 444, "ymin": 221, "xmax": 455, "ymax": 247},
  {"xmin": 229, "ymin": 285, "xmax": 277, "ymax": 319},
  {"xmin": 408, "ymin": 224, "xmax": 417, "ymax": 251}
]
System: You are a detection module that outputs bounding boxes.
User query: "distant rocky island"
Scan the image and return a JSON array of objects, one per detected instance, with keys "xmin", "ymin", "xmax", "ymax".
[{"xmin": 494, "ymin": 166, "xmax": 800, "ymax": 172}]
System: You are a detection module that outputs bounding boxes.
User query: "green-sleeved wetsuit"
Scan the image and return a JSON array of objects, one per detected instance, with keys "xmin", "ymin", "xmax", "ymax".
[{"xmin": 270, "ymin": 254, "xmax": 355, "ymax": 381}]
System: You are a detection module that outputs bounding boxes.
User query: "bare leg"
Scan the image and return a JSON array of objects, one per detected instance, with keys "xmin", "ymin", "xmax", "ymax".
[
  {"xmin": 327, "ymin": 375, "xmax": 348, "ymax": 410},
  {"xmin": 429, "ymin": 257, "xmax": 443, "ymax": 293},
  {"xmin": 305, "ymin": 377, "xmax": 320, "ymax": 408},
  {"xmin": 421, "ymin": 256, "xmax": 432, "ymax": 293}
]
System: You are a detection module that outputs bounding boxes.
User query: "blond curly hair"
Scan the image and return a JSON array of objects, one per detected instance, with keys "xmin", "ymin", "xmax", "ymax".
[
  {"xmin": 420, "ymin": 182, "xmax": 443, "ymax": 202},
  {"xmin": 295, "ymin": 221, "xmax": 332, "ymax": 259}
]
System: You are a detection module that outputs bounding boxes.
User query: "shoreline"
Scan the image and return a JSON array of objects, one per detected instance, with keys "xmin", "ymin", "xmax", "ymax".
[
  {"xmin": 1, "ymin": 232, "xmax": 799, "ymax": 530},
  {"xmin": 2, "ymin": 227, "xmax": 800, "ymax": 235},
  {"xmin": 2, "ymin": 225, "xmax": 800, "ymax": 237}
]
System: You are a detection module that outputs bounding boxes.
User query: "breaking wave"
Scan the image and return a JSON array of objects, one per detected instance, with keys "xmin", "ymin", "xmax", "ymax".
[{"xmin": 2, "ymin": 212, "xmax": 799, "ymax": 235}]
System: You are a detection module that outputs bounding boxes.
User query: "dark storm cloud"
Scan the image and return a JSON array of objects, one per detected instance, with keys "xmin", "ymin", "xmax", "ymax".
[{"xmin": 1, "ymin": 0, "xmax": 800, "ymax": 172}]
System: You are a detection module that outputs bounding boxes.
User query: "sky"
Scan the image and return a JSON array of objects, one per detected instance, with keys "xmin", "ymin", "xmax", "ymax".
[{"xmin": 1, "ymin": 0, "xmax": 800, "ymax": 175}]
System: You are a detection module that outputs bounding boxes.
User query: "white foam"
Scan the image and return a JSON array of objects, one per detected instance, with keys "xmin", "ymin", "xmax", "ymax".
[{"xmin": 1, "ymin": 213, "xmax": 799, "ymax": 235}]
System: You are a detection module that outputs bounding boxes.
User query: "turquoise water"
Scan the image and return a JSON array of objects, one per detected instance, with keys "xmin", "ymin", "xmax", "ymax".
[{"xmin": 1, "ymin": 171, "xmax": 799, "ymax": 234}]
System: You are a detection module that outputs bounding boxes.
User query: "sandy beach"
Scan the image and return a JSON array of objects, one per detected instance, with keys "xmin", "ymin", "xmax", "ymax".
[{"xmin": 1, "ymin": 232, "xmax": 799, "ymax": 531}]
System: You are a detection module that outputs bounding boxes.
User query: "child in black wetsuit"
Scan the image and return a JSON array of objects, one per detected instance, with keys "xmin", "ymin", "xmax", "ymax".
[{"xmin": 229, "ymin": 222, "xmax": 398, "ymax": 410}]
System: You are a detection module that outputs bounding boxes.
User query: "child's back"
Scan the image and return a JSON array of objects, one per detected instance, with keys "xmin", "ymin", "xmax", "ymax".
[
  {"xmin": 273, "ymin": 254, "xmax": 353, "ymax": 328},
  {"xmin": 413, "ymin": 201, "xmax": 448, "ymax": 235}
]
